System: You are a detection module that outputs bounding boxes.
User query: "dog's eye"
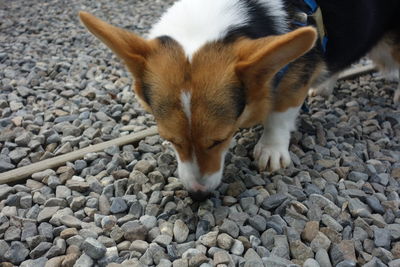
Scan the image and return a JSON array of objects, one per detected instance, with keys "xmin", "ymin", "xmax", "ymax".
[{"xmin": 208, "ymin": 139, "xmax": 226, "ymax": 150}]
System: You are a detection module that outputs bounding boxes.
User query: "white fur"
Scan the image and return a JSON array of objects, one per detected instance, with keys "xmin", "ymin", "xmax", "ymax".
[
  {"xmin": 149, "ymin": 0, "xmax": 288, "ymax": 58},
  {"xmin": 181, "ymin": 91, "xmax": 192, "ymax": 122},
  {"xmin": 308, "ymin": 73, "xmax": 339, "ymax": 97},
  {"xmin": 176, "ymin": 149, "xmax": 226, "ymax": 192},
  {"xmin": 149, "ymin": 0, "xmax": 248, "ymax": 58},
  {"xmin": 258, "ymin": 0, "xmax": 289, "ymax": 34},
  {"xmin": 254, "ymin": 107, "xmax": 300, "ymax": 171}
]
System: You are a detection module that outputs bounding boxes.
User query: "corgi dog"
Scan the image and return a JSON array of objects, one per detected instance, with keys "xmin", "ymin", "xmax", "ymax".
[{"xmin": 79, "ymin": 0, "xmax": 400, "ymax": 200}]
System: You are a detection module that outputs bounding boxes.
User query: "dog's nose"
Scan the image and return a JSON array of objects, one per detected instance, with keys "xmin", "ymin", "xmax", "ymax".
[{"xmin": 189, "ymin": 190, "xmax": 211, "ymax": 202}]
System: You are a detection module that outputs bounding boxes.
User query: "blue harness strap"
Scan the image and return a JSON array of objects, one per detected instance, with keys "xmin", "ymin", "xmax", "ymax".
[
  {"xmin": 273, "ymin": 0, "xmax": 327, "ymax": 91},
  {"xmin": 304, "ymin": 0, "xmax": 318, "ymax": 13}
]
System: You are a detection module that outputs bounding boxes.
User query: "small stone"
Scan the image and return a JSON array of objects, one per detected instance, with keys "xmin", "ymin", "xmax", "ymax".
[
  {"xmin": 101, "ymin": 215, "xmax": 117, "ymax": 231},
  {"xmin": 262, "ymin": 193, "xmax": 288, "ymax": 210},
  {"xmin": 248, "ymin": 215, "xmax": 267, "ymax": 232},
  {"xmin": 230, "ymin": 239, "xmax": 244, "ymax": 256},
  {"xmin": 154, "ymin": 234, "xmax": 172, "ymax": 248},
  {"xmin": 214, "ymin": 251, "xmax": 231, "ymax": 265},
  {"xmin": 130, "ymin": 240, "xmax": 149, "ymax": 253},
  {"xmin": 29, "ymin": 242, "xmax": 52, "ymax": 259},
  {"xmin": 200, "ymin": 231, "xmax": 218, "ymax": 247},
  {"xmin": 173, "ymin": 258, "xmax": 189, "ymax": 267},
  {"xmin": 348, "ymin": 198, "xmax": 371, "ymax": 217},
  {"xmin": 74, "ymin": 253, "xmax": 94, "ymax": 267},
  {"xmin": 315, "ymin": 249, "xmax": 332, "ymax": 267},
  {"xmin": 321, "ymin": 214, "xmax": 343, "ymax": 232},
  {"xmin": 303, "ymin": 258, "xmax": 320, "ymax": 267},
  {"xmin": 387, "ymin": 224, "xmax": 400, "ymax": 240},
  {"xmin": 122, "ymin": 221, "xmax": 148, "ymax": 241},
  {"xmin": 37, "ymin": 206, "xmax": 60, "ymax": 222},
  {"xmin": 365, "ymin": 195, "xmax": 385, "ymax": 214},
  {"xmin": 0, "ymin": 185, "xmax": 15, "ymax": 200},
  {"xmin": 56, "ymin": 186, "xmax": 71, "ymax": 199},
  {"xmin": 174, "ymin": 219, "xmax": 189, "ymax": 243},
  {"xmin": 348, "ymin": 171, "xmax": 368, "ymax": 182},
  {"xmin": 110, "ymin": 197, "xmax": 128, "ymax": 213},
  {"xmin": 189, "ymin": 254, "xmax": 209, "ymax": 267},
  {"xmin": 140, "ymin": 215, "xmax": 157, "ymax": 230},
  {"xmin": 220, "ymin": 219, "xmax": 239, "ymax": 238},
  {"xmin": 60, "ymin": 215, "xmax": 82, "ymax": 228},
  {"xmin": 21, "ymin": 222, "xmax": 37, "ymax": 241},
  {"xmin": 290, "ymin": 240, "xmax": 314, "ymax": 261},
  {"xmin": 217, "ymin": 233, "xmax": 234, "ymax": 250},
  {"xmin": 81, "ymin": 237, "xmax": 107, "ymax": 260},
  {"xmin": 262, "ymin": 255, "xmax": 294, "ymax": 266},
  {"xmin": 196, "ymin": 220, "xmax": 211, "ymax": 239},
  {"xmin": 60, "ymin": 228, "xmax": 79, "ymax": 239},
  {"xmin": 374, "ymin": 228, "xmax": 391, "ymax": 250},
  {"xmin": 4, "ymin": 226, "xmax": 21, "ymax": 241},
  {"xmin": 302, "ymin": 221, "xmax": 319, "ymax": 243},
  {"xmin": 4, "ymin": 241, "xmax": 30, "ymax": 265},
  {"xmin": 31, "ymin": 169, "xmax": 56, "ymax": 181},
  {"xmin": 134, "ymin": 160, "xmax": 154, "ymax": 174},
  {"xmin": 310, "ymin": 232, "xmax": 331, "ymax": 252}
]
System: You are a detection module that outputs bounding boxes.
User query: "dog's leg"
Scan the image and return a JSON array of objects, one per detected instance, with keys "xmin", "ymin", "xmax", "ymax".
[
  {"xmin": 254, "ymin": 106, "xmax": 300, "ymax": 172},
  {"xmin": 395, "ymin": 69, "xmax": 400, "ymax": 103},
  {"xmin": 308, "ymin": 73, "xmax": 339, "ymax": 97}
]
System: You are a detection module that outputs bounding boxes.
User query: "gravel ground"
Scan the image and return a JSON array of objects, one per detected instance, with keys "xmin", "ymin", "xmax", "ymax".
[{"xmin": 1, "ymin": 0, "xmax": 400, "ymax": 266}]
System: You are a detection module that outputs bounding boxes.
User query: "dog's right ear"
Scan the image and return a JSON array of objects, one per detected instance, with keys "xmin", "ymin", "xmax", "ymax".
[{"xmin": 79, "ymin": 11, "xmax": 153, "ymax": 110}]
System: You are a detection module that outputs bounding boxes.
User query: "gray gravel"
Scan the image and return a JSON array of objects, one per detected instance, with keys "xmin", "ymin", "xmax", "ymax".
[{"xmin": 1, "ymin": 0, "xmax": 400, "ymax": 266}]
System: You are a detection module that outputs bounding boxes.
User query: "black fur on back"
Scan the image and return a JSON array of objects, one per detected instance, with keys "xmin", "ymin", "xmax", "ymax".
[
  {"xmin": 224, "ymin": 0, "xmax": 400, "ymax": 73},
  {"xmin": 224, "ymin": 0, "xmax": 283, "ymax": 42},
  {"xmin": 315, "ymin": 0, "xmax": 400, "ymax": 72}
]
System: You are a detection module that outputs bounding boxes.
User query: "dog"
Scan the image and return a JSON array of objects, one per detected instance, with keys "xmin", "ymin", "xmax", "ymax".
[{"xmin": 79, "ymin": 0, "xmax": 400, "ymax": 200}]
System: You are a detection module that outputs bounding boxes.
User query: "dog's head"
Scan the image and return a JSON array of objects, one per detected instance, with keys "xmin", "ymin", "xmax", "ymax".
[{"xmin": 79, "ymin": 12, "xmax": 316, "ymax": 198}]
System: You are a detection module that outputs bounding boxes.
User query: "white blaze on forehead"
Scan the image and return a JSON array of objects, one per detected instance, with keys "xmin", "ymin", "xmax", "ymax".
[{"xmin": 180, "ymin": 91, "xmax": 192, "ymax": 122}]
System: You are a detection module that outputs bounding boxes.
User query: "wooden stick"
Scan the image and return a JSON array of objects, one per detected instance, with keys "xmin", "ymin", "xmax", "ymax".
[
  {"xmin": 0, "ymin": 126, "xmax": 158, "ymax": 185},
  {"xmin": 338, "ymin": 63, "xmax": 377, "ymax": 81}
]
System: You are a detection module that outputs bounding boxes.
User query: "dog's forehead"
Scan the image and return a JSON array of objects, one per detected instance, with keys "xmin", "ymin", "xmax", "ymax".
[{"xmin": 145, "ymin": 38, "xmax": 243, "ymax": 121}]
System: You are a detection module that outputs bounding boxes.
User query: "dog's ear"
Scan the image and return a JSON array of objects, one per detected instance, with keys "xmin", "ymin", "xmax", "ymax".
[
  {"xmin": 235, "ymin": 27, "xmax": 317, "ymax": 86},
  {"xmin": 79, "ymin": 11, "xmax": 153, "ymax": 109}
]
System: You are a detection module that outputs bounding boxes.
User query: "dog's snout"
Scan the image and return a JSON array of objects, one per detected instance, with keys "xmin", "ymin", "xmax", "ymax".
[{"xmin": 189, "ymin": 190, "xmax": 211, "ymax": 202}]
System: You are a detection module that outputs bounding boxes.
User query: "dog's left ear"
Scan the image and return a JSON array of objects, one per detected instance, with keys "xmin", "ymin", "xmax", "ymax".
[
  {"xmin": 79, "ymin": 12, "xmax": 154, "ymax": 110},
  {"xmin": 234, "ymin": 27, "xmax": 317, "ymax": 127},
  {"xmin": 235, "ymin": 27, "xmax": 317, "ymax": 86}
]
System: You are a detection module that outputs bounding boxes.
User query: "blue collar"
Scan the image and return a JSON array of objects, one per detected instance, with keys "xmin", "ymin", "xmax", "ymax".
[{"xmin": 273, "ymin": 0, "xmax": 327, "ymax": 90}]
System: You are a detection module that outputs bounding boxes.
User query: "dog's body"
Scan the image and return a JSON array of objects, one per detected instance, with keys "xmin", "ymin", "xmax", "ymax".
[{"xmin": 80, "ymin": 0, "xmax": 400, "ymax": 199}]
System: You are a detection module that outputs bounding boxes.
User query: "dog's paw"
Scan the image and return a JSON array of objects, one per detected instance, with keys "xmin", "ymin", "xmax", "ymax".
[
  {"xmin": 394, "ymin": 89, "xmax": 400, "ymax": 104},
  {"xmin": 308, "ymin": 85, "xmax": 332, "ymax": 97},
  {"xmin": 253, "ymin": 141, "xmax": 291, "ymax": 172}
]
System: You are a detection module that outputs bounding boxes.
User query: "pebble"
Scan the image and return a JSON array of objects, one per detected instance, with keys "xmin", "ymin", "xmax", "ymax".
[
  {"xmin": 173, "ymin": 219, "xmax": 189, "ymax": 243},
  {"xmin": 110, "ymin": 197, "xmax": 128, "ymax": 213},
  {"xmin": 81, "ymin": 237, "xmax": 107, "ymax": 260}
]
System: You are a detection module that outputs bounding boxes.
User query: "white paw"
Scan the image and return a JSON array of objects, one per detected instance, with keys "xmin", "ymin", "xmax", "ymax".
[
  {"xmin": 394, "ymin": 89, "xmax": 400, "ymax": 104},
  {"xmin": 253, "ymin": 141, "xmax": 291, "ymax": 172},
  {"xmin": 308, "ymin": 85, "xmax": 332, "ymax": 97}
]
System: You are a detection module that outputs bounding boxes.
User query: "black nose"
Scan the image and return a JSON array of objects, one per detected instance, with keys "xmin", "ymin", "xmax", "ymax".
[{"xmin": 189, "ymin": 191, "xmax": 211, "ymax": 202}]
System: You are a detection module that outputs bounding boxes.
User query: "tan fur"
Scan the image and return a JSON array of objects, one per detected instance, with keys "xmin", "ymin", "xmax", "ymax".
[
  {"xmin": 234, "ymin": 27, "xmax": 318, "ymax": 126},
  {"xmin": 390, "ymin": 42, "xmax": 400, "ymax": 63},
  {"xmin": 79, "ymin": 12, "xmax": 317, "ymax": 178},
  {"xmin": 273, "ymin": 62, "xmax": 325, "ymax": 112}
]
